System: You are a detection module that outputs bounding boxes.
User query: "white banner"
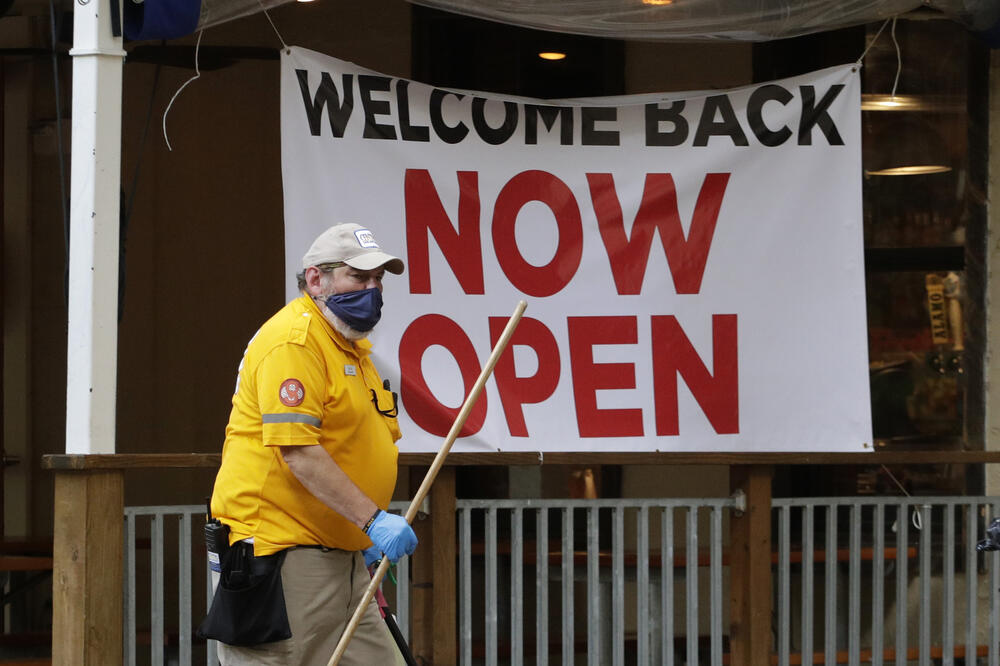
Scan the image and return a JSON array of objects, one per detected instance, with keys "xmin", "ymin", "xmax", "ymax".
[{"xmin": 280, "ymin": 47, "xmax": 871, "ymax": 453}]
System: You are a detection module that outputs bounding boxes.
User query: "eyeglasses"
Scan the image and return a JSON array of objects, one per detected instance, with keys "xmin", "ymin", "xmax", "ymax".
[
  {"xmin": 316, "ymin": 262, "xmax": 346, "ymax": 272},
  {"xmin": 370, "ymin": 386, "xmax": 398, "ymax": 418}
]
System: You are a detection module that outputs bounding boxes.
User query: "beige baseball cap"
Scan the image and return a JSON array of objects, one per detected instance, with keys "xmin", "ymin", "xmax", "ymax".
[{"xmin": 301, "ymin": 223, "xmax": 405, "ymax": 274}]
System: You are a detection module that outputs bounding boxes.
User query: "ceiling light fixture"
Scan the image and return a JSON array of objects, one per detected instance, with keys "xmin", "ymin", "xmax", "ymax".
[
  {"xmin": 861, "ymin": 94, "xmax": 964, "ymax": 113},
  {"xmin": 865, "ymin": 164, "xmax": 952, "ymax": 177},
  {"xmin": 863, "ymin": 116, "xmax": 953, "ymax": 177},
  {"xmin": 642, "ymin": 0, "xmax": 674, "ymax": 4},
  {"xmin": 538, "ymin": 52, "xmax": 566, "ymax": 61}
]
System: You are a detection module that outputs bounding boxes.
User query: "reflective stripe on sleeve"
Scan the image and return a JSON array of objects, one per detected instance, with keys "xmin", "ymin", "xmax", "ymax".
[{"xmin": 261, "ymin": 413, "xmax": 322, "ymax": 427}]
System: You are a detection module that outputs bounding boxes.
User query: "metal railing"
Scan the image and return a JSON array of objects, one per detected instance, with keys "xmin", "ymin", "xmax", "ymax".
[
  {"xmin": 124, "ymin": 505, "xmax": 205, "ymax": 666},
  {"xmin": 123, "ymin": 505, "xmax": 202, "ymax": 666},
  {"xmin": 456, "ymin": 497, "xmax": 739, "ymax": 666},
  {"xmin": 123, "ymin": 503, "xmax": 411, "ymax": 666},
  {"xmin": 125, "ymin": 496, "xmax": 1000, "ymax": 666},
  {"xmin": 772, "ymin": 497, "xmax": 1000, "ymax": 666}
]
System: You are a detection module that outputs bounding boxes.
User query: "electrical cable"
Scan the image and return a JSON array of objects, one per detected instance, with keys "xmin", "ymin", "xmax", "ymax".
[
  {"xmin": 881, "ymin": 464, "xmax": 924, "ymax": 531},
  {"xmin": 854, "ymin": 17, "xmax": 892, "ymax": 69},
  {"xmin": 889, "ymin": 17, "xmax": 901, "ymax": 99},
  {"xmin": 162, "ymin": 29, "xmax": 203, "ymax": 151},
  {"xmin": 257, "ymin": 0, "xmax": 289, "ymax": 52},
  {"xmin": 49, "ymin": 0, "xmax": 69, "ymax": 305},
  {"xmin": 118, "ymin": 48, "xmax": 164, "ymax": 320},
  {"xmin": 853, "ymin": 16, "xmax": 903, "ymax": 102},
  {"xmin": 125, "ymin": 55, "xmax": 163, "ymax": 226}
]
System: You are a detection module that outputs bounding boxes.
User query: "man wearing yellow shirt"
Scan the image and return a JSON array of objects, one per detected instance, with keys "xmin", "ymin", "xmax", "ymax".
[{"xmin": 202, "ymin": 223, "xmax": 417, "ymax": 665}]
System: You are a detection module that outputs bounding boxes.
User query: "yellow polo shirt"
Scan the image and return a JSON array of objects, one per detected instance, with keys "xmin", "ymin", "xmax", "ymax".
[{"xmin": 211, "ymin": 294, "xmax": 401, "ymax": 556}]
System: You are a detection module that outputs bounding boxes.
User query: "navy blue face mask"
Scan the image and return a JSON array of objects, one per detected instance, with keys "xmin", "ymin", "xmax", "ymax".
[{"xmin": 322, "ymin": 288, "xmax": 383, "ymax": 332}]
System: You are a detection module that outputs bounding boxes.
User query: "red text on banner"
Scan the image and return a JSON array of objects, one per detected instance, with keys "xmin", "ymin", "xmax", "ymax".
[
  {"xmin": 399, "ymin": 314, "xmax": 488, "ymax": 437},
  {"xmin": 588, "ymin": 172, "xmax": 730, "ymax": 295},
  {"xmin": 405, "ymin": 169, "xmax": 729, "ymax": 297},
  {"xmin": 398, "ymin": 313, "xmax": 740, "ymax": 439}
]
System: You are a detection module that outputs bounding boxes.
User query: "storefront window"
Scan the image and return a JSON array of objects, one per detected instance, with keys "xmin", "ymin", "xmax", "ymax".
[
  {"xmin": 757, "ymin": 19, "xmax": 989, "ymax": 497},
  {"xmin": 862, "ymin": 19, "xmax": 988, "ymax": 473}
]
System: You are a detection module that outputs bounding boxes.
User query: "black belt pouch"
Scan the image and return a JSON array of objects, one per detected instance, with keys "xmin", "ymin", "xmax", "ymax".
[{"xmin": 197, "ymin": 541, "xmax": 292, "ymax": 646}]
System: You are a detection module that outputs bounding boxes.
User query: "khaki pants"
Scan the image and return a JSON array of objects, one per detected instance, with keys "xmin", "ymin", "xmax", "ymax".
[{"xmin": 218, "ymin": 547, "xmax": 402, "ymax": 666}]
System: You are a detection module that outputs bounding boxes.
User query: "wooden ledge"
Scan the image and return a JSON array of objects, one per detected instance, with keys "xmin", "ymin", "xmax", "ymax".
[
  {"xmin": 42, "ymin": 450, "xmax": 1000, "ymax": 472},
  {"xmin": 42, "ymin": 453, "xmax": 221, "ymax": 470},
  {"xmin": 42, "ymin": 451, "xmax": 1000, "ymax": 471},
  {"xmin": 397, "ymin": 450, "xmax": 1000, "ymax": 466},
  {"xmin": 0, "ymin": 556, "xmax": 54, "ymax": 572}
]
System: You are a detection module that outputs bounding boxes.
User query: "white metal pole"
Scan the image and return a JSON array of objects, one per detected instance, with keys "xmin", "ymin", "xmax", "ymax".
[{"xmin": 65, "ymin": 0, "xmax": 126, "ymax": 453}]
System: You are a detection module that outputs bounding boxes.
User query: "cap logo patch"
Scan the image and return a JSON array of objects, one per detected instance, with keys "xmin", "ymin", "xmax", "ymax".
[
  {"xmin": 354, "ymin": 229, "xmax": 379, "ymax": 249},
  {"xmin": 279, "ymin": 378, "xmax": 305, "ymax": 407}
]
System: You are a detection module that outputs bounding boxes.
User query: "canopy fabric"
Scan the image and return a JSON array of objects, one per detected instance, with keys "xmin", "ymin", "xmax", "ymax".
[
  {"xmin": 401, "ymin": 0, "xmax": 998, "ymax": 41},
  {"xmin": 197, "ymin": 0, "xmax": 1000, "ymax": 41},
  {"xmin": 197, "ymin": 0, "xmax": 289, "ymax": 32}
]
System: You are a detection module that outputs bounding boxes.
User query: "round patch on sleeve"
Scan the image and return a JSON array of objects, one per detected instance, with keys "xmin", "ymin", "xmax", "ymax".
[{"xmin": 278, "ymin": 378, "xmax": 305, "ymax": 407}]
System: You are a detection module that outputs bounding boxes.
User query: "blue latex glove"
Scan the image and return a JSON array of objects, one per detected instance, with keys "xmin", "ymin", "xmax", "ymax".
[
  {"xmin": 362, "ymin": 544, "xmax": 381, "ymax": 568},
  {"xmin": 364, "ymin": 510, "xmax": 418, "ymax": 562}
]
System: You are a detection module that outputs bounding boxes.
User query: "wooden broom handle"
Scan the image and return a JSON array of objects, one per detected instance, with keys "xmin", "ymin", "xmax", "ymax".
[{"xmin": 328, "ymin": 300, "xmax": 527, "ymax": 665}]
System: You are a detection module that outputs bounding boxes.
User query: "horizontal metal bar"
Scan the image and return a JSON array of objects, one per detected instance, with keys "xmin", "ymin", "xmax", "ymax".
[
  {"xmin": 773, "ymin": 496, "xmax": 998, "ymax": 508},
  {"xmin": 128, "ymin": 495, "xmax": 996, "ymax": 514},
  {"xmin": 126, "ymin": 501, "xmax": 410, "ymax": 518},
  {"xmin": 456, "ymin": 498, "xmax": 738, "ymax": 510},
  {"xmin": 124, "ymin": 505, "xmax": 205, "ymax": 516}
]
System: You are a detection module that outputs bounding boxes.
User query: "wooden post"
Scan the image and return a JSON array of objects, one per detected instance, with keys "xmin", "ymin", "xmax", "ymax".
[
  {"xmin": 406, "ymin": 465, "xmax": 457, "ymax": 664},
  {"xmin": 729, "ymin": 464, "xmax": 772, "ymax": 666},
  {"xmin": 408, "ymin": 466, "xmax": 434, "ymax": 663},
  {"xmin": 51, "ymin": 469, "xmax": 124, "ymax": 666},
  {"xmin": 431, "ymin": 467, "xmax": 456, "ymax": 664}
]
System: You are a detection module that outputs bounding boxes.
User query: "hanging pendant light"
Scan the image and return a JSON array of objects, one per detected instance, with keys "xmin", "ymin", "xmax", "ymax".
[{"xmin": 863, "ymin": 114, "xmax": 953, "ymax": 177}]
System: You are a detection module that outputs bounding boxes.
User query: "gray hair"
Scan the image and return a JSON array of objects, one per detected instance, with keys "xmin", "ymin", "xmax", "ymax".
[{"xmin": 296, "ymin": 263, "xmax": 342, "ymax": 291}]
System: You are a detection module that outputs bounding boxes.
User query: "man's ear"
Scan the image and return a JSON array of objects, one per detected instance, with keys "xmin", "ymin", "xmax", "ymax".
[{"xmin": 304, "ymin": 266, "xmax": 324, "ymax": 296}]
